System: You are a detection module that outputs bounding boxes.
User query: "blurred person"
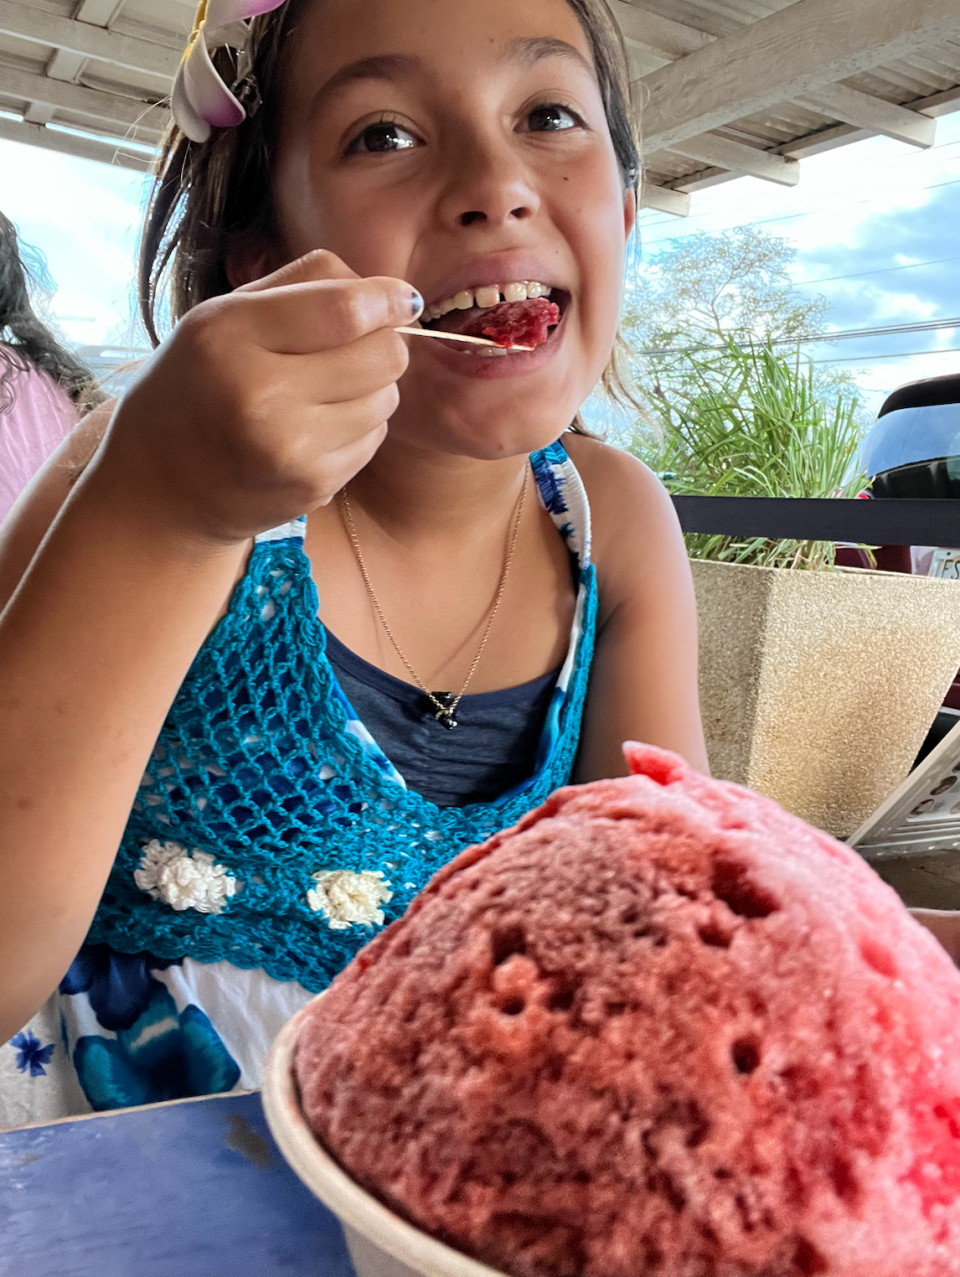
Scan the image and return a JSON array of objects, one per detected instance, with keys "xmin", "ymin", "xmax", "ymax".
[{"xmin": 0, "ymin": 212, "xmax": 98, "ymax": 524}]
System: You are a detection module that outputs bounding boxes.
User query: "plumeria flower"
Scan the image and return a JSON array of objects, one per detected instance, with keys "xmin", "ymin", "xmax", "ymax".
[
  {"xmin": 134, "ymin": 840, "xmax": 240, "ymax": 914},
  {"xmin": 10, "ymin": 1030, "xmax": 55, "ymax": 1078},
  {"xmin": 307, "ymin": 870, "xmax": 393, "ymax": 931},
  {"xmin": 172, "ymin": 0, "xmax": 287, "ymax": 144}
]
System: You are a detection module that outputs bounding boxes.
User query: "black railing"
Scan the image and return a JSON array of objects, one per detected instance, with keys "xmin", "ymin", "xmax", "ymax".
[{"xmin": 671, "ymin": 496, "xmax": 960, "ymax": 550}]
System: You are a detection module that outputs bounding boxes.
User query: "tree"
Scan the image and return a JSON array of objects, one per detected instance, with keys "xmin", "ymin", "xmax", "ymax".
[
  {"xmin": 623, "ymin": 225, "xmax": 828, "ymax": 352},
  {"xmin": 622, "ymin": 226, "xmax": 861, "ymax": 468}
]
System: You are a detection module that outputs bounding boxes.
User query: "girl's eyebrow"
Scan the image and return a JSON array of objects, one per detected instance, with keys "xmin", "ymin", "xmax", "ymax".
[
  {"xmin": 313, "ymin": 37, "xmax": 594, "ymax": 112},
  {"xmin": 314, "ymin": 54, "xmax": 421, "ymax": 109},
  {"xmin": 505, "ymin": 36, "xmax": 595, "ymax": 78}
]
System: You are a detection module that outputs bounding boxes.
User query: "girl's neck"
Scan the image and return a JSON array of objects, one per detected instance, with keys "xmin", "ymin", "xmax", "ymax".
[{"xmin": 347, "ymin": 436, "xmax": 533, "ymax": 547}]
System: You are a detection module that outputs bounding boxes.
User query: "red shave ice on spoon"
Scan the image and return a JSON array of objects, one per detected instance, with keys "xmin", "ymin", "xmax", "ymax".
[{"xmin": 469, "ymin": 297, "xmax": 561, "ymax": 348}]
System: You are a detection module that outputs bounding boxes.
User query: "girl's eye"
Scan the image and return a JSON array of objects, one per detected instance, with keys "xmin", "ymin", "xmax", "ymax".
[
  {"xmin": 347, "ymin": 119, "xmax": 419, "ymax": 155},
  {"xmin": 526, "ymin": 103, "xmax": 580, "ymax": 133}
]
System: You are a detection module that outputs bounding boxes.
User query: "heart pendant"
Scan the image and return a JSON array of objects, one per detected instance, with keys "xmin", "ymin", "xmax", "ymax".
[{"xmin": 432, "ymin": 692, "xmax": 459, "ymax": 730}]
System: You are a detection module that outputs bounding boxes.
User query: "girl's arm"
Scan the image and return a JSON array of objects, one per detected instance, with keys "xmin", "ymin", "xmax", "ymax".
[
  {"xmin": 567, "ymin": 438, "xmax": 709, "ymax": 782},
  {"xmin": 0, "ymin": 252, "xmax": 414, "ymax": 1042},
  {"xmin": 0, "ymin": 447, "xmax": 249, "ymax": 1042}
]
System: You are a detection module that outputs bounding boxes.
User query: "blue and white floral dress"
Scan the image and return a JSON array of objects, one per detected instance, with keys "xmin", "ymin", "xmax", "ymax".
[{"xmin": 1, "ymin": 440, "xmax": 597, "ymax": 1130}]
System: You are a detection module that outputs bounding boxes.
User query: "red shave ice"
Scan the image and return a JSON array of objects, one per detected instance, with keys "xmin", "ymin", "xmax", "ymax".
[
  {"xmin": 295, "ymin": 744, "xmax": 960, "ymax": 1277},
  {"xmin": 463, "ymin": 298, "xmax": 560, "ymax": 348}
]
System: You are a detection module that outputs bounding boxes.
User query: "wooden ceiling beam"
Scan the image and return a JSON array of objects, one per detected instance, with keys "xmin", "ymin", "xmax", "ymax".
[
  {"xmin": 46, "ymin": 0, "xmax": 128, "ymax": 85},
  {"xmin": 0, "ymin": 63, "xmax": 166, "ymax": 137},
  {"xmin": 795, "ymin": 82, "xmax": 937, "ymax": 147},
  {"xmin": 611, "ymin": 2, "xmax": 713, "ymax": 61},
  {"xmin": 641, "ymin": 0, "xmax": 960, "ymax": 153},
  {"xmin": 639, "ymin": 181, "xmax": 690, "ymax": 216},
  {"xmin": 0, "ymin": 1, "xmax": 178, "ymax": 81},
  {"xmin": 0, "ymin": 113, "xmax": 153, "ymax": 170},
  {"xmin": 665, "ymin": 133, "xmax": 801, "ymax": 186}
]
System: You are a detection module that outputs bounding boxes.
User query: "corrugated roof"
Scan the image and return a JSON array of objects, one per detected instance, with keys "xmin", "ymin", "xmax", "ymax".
[{"xmin": 1, "ymin": 0, "xmax": 959, "ymax": 213}]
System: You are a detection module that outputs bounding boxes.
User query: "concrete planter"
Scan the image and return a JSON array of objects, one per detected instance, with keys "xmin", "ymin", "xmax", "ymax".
[{"xmin": 691, "ymin": 559, "xmax": 960, "ymax": 838}]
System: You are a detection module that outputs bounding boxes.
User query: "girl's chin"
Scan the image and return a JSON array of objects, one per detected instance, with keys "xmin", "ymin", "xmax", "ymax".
[{"xmin": 390, "ymin": 410, "xmax": 581, "ymax": 462}]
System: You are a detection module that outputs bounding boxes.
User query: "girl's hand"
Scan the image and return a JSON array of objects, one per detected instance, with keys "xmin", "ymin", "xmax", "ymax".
[{"xmin": 91, "ymin": 250, "xmax": 418, "ymax": 543}]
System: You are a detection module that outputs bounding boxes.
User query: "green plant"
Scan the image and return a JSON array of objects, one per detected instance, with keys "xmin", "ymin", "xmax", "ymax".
[{"xmin": 637, "ymin": 338, "xmax": 869, "ymax": 571}]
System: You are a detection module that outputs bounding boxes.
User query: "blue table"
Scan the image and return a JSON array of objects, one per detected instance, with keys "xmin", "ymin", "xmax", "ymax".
[{"xmin": 0, "ymin": 1092, "xmax": 357, "ymax": 1276}]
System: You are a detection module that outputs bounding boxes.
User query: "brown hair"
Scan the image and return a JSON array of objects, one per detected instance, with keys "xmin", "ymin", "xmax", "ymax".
[
  {"xmin": 0, "ymin": 211, "xmax": 101, "ymax": 414},
  {"xmin": 139, "ymin": 0, "xmax": 640, "ymax": 415}
]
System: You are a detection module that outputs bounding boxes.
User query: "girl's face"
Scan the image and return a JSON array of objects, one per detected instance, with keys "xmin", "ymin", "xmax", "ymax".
[{"xmin": 272, "ymin": 0, "xmax": 634, "ymax": 459}]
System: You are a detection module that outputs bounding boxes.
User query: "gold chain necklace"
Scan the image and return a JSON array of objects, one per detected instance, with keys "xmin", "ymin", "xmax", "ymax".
[{"xmin": 337, "ymin": 472, "xmax": 528, "ymax": 730}]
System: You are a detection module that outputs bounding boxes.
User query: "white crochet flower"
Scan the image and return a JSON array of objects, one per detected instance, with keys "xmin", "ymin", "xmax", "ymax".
[
  {"xmin": 134, "ymin": 840, "xmax": 239, "ymax": 914},
  {"xmin": 307, "ymin": 870, "xmax": 393, "ymax": 931}
]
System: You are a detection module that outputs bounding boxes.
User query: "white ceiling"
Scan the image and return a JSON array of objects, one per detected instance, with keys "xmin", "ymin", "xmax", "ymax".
[{"xmin": 1, "ymin": 0, "xmax": 959, "ymax": 216}]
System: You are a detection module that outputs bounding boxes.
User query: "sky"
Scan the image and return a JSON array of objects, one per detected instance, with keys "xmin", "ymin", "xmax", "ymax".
[
  {"xmin": 638, "ymin": 110, "xmax": 960, "ymax": 417},
  {"xmin": 2, "ymin": 109, "xmax": 960, "ymax": 416}
]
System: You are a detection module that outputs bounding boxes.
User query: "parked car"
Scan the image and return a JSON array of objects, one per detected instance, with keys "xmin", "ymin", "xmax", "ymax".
[{"xmin": 839, "ymin": 373, "xmax": 960, "ymax": 760}]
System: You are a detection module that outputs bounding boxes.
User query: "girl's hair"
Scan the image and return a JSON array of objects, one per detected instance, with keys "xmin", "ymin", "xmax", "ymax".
[
  {"xmin": 139, "ymin": 0, "xmax": 641, "ymax": 418},
  {"xmin": 0, "ymin": 212, "xmax": 99, "ymax": 415}
]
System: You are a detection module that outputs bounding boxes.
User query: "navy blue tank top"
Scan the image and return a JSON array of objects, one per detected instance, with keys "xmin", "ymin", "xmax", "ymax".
[{"xmin": 324, "ymin": 628, "xmax": 560, "ymax": 808}]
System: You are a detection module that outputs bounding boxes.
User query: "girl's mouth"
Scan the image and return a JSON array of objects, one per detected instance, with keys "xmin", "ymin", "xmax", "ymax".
[{"xmin": 420, "ymin": 281, "xmax": 569, "ymax": 356}]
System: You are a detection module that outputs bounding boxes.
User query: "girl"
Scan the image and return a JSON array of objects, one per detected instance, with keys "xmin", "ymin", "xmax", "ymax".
[
  {"xmin": 0, "ymin": 212, "xmax": 97, "ymax": 526},
  {"xmin": 0, "ymin": 0, "xmax": 706, "ymax": 1125}
]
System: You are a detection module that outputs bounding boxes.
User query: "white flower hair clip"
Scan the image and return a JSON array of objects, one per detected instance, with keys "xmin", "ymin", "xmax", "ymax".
[{"xmin": 172, "ymin": 0, "xmax": 288, "ymax": 144}]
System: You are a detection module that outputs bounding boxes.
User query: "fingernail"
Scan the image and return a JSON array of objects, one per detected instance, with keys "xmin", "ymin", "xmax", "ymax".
[{"xmin": 410, "ymin": 290, "xmax": 424, "ymax": 320}]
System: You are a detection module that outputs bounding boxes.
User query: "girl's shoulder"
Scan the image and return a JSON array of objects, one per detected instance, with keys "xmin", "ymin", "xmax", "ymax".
[
  {"xmin": 561, "ymin": 431, "xmax": 674, "ymax": 546},
  {"xmin": 561, "ymin": 433, "xmax": 683, "ymax": 596}
]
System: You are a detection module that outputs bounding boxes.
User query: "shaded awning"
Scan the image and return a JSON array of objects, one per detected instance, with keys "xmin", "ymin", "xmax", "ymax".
[{"xmin": 1, "ymin": 0, "xmax": 959, "ymax": 211}]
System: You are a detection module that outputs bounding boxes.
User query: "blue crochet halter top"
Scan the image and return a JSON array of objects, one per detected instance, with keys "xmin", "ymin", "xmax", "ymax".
[{"xmin": 87, "ymin": 440, "xmax": 597, "ymax": 993}]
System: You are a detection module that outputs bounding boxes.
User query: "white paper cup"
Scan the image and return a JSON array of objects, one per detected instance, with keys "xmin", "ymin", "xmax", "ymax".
[{"xmin": 262, "ymin": 996, "xmax": 510, "ymax": 1277}]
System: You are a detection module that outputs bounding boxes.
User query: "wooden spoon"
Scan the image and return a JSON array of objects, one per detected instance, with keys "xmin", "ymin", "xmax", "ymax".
[{"xmin": 396, "ymin": 325, "xmax": 535, "ymax": 352}]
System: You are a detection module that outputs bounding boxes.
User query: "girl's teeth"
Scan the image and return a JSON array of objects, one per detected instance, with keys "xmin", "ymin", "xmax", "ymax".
[{"xmin": 430, "ymin": 282, "xmax": 551, "ymax": 316}]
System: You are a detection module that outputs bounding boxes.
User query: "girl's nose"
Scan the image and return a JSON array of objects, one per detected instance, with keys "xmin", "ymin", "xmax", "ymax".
[{"xmin": 437, "ymin": 136, "xmax": 540, "ymax": 231}]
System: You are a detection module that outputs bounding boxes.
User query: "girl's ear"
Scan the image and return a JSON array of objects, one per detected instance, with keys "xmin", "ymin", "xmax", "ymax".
[
  {"xmin": 623, "ymin": 187, "xmax": 637, "ymax": 240},
  {"xmin": 224, "ymin": 234, "xmax": 280, "ymax": 289}
]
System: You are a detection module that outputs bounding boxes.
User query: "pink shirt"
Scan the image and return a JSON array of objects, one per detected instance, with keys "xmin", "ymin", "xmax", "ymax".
[{"xmin": 0, "ymin": 352, "xmax": 78, "ymax": 526}]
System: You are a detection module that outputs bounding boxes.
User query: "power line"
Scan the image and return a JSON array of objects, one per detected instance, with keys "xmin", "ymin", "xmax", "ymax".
[
  {"xmin": 635, "ymin": 314, "xmax": 960, "ymax": 356},
  {"xmin": 806, "ymin": 316, "xmax": 960, "ymax": 343},
  {"xmin": 790, "ymin": 253, "xmax": 960, "ymax": 287},
  {"xmin": 812, "ymin": 347, "xmax": 960, "ymax": 365}
]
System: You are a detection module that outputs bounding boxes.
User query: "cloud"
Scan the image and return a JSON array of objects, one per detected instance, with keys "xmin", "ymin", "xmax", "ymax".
[{"xmin": 639, "ymin": 111, "xmax": 960, "ymax": 415}]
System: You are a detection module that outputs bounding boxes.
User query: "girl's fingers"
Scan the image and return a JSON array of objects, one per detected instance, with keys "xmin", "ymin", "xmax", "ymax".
[
  {"xmin": 236, "ymin": 248, "xmax": 360, "ymax": 293},
  {"xmin": 231, "ymin": 249, "xmax": 421, "ymax": 354},
  {"xmin": 316, "ymin": 422, "xmax": 391, "ymax": 499},
  {"xmin": 232, "ymin": 276, "xmax": 421, "ymax": 354},
  {"xmin": 306, "ymin": 383, "xmax": 401, "ymax": 455},
  {"xmin": 278, "ymin": 328, "xmax": 410, "ymax": 407}
]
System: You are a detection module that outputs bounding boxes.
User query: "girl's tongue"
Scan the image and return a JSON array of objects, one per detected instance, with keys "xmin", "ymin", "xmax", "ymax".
[{"xmin": 432, "ymin": 297, "xmax": 561, "ymax": 348}]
